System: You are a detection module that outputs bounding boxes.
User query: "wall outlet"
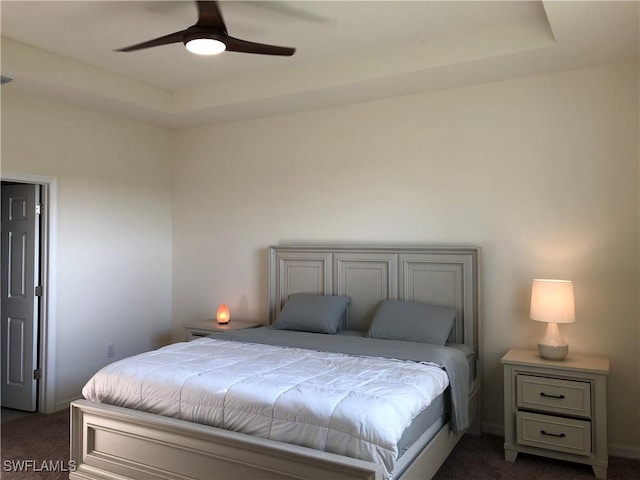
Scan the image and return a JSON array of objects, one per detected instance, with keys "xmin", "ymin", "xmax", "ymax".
[{"xmin": 106, "ymin": 343, "xmax": 115, "ymax": 358}]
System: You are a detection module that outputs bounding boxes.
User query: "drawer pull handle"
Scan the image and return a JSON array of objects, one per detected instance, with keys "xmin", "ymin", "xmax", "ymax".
[
  {"xmin": 540, "ymin": 430, "xmax": 566, "ymax": 438},
  {"xmin": 540, "ymin": 392, "xmax": 565, "ymax": 399}
]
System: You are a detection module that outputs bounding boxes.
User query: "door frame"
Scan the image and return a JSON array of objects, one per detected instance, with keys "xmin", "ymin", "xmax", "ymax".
[{"xmin": 1, "ymin": 172, "xmax": 57, "ymax": 413}]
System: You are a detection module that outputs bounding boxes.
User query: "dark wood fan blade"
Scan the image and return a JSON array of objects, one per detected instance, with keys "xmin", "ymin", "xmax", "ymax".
[
  {"xmin": 115, "ymin": 30, "xmax": 186, "ymax": 52},
  {"xmin": 195, "ymin": 0, "xmax": 227, "ymax": 32},
  {"xmin": 225, "ymin": 36, "xmax": 295, "ymax": 56}
]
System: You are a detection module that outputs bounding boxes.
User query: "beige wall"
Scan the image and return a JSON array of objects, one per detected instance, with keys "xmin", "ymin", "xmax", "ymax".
[
  {"xmin": 1, "ymin": 90, "xmax": 173, "ymax": 408},
  {"xmin": 172, "ymin": 62, "xmax": 639, "ymax": 454},
  {"xmin": 1, "ymin": 61, "xmax": 637, "ymax": 455}
]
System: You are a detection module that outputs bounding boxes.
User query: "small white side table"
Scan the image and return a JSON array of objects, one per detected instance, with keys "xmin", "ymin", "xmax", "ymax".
[
  {"xmin": 502, "ymin": 349, "xmax": 609, "ymax": 479},
  {"xmin": 185, "ymin": 319, "xmax": 262, "ymax": 340}
]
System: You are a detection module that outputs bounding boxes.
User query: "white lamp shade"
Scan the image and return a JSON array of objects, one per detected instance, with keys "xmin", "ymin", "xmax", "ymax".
[{"xmin": 530, "ymin": 279, "xmax": 575, "ymax": 324}]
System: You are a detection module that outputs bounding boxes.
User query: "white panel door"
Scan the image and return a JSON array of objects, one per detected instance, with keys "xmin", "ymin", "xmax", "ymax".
[{"xmin": 1, "ymin": 183, "xmax": 39, "ymax": 411}]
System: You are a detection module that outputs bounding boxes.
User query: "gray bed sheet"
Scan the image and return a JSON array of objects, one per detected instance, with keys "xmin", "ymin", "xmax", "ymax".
[
  {"xmin": 338, "ymin": 330, "xmax": 476, "ymax": 387},
  {"xmin": 207, "ymin": 327, "xmax": 469, "ymax": 433}
]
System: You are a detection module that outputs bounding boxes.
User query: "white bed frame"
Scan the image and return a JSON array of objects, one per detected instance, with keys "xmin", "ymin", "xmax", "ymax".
[{"xmin": 70, "ymin": 245, "xmax": 480, "ymax": 480}]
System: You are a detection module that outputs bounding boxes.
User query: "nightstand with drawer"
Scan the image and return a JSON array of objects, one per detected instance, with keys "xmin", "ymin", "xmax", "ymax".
[{"xmin": 502, "ymin": 349, "xmax": 609, "ymax": 479}]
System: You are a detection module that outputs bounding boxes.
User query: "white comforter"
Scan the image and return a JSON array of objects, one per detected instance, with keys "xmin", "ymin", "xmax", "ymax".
[{"xmin": 82, "ymin": 337, "xmax": 449, "ymax": 479}]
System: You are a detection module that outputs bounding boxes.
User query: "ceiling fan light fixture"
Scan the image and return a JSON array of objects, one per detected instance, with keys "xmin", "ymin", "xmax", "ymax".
[
  {"xmin": 115, "ymin": 1, "xmax": 295, "ymax": 56},
  {"xmin": 185, "ymin": 38, "xmax": 226, "ymax": 55}
]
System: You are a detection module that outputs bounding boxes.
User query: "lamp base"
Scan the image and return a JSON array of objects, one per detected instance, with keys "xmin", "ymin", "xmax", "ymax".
[
  {"xmin": 538, "ymin": 343, "xmax": 569, "ymax": 361},
  {"xmin": 537, "ymin": 321, "xmax": 569, "ymax": 360}
]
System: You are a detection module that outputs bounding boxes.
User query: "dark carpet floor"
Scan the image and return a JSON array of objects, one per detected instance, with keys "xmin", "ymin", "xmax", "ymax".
[
  {"xmin": 432, "ymin": 431, "xmax": 639, "ymax": 480},
  {"xmin": 1, "ymin": 409, "xmax": 638, "ymax": 479},
  {"xmin": 1, "ymin": 409, "xmax": 70, "ymax": 480}
]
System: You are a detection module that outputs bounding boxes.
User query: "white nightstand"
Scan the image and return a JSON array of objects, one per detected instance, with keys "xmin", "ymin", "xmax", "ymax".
[
  {"xmin": 185, "ymin": 319, "xmax": 262, "ymax": 340},
  {"xmin": 502, "ymin": 349, "xmax": 609, "ymax": 479}
]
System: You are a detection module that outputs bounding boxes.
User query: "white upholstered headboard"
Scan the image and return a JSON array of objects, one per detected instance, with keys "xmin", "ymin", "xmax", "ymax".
[{"xmin": 268, "ymin": 245, "xmax": 479, "ymax": 353}]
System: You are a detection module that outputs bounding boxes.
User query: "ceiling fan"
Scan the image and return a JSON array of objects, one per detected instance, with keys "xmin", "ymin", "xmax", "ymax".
[{"xmin": 116, "ymin": 0, "xmax": 295, "ymax": 56}]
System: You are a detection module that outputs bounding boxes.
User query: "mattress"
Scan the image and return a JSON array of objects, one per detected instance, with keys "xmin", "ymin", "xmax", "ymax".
[
  {"xmin": 82, "ymin": 328, "xmax": 470, "ymax": 479},
  {"xmin": 397, "ymin": 391, "xmax": 446, "ymax": 456}
]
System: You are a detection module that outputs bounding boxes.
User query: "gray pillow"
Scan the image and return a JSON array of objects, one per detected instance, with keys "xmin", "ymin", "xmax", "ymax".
[
  {"xmin": 271, "ymin": 294, "xmax": 351, "ymax": 334},
  {"xmin": 367, "ymin": 300, "xmax": 456, "ymax": 345}
]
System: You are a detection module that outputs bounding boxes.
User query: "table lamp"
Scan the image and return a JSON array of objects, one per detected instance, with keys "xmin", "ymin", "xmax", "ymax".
[
  {"xmin": 216, "ymin": 304, "xmax": 230, "ymax": 324},
  {"xmin": 530, "ymin": 279, "xmax": 575, "ymax": 360}
]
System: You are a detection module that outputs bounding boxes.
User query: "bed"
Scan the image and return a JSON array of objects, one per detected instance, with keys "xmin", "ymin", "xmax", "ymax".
[{"xmin": 70, "ymin": 245, "xmax": 481, "ymax": 480}]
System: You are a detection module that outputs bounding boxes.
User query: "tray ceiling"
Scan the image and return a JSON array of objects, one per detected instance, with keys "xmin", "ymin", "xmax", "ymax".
[{"xmin": 1, "ymin": 1, "xmax": 638, "ymax": 127}]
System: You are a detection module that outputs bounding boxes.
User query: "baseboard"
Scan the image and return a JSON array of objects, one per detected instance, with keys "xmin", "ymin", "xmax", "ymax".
[
  {"xmin": 481, "ymin": 421, "xmax": 639, "ymax": 460},
  {"xmin": 609, "ymin": 444, "xmax": 640, "ymax": 460},
  {"xmin": 481, "ymin": 421, "xmax": 503, "ymax": 437},
  {"xmin": 53, "ymin": 396, "xmax": 80, "ymax": 413}
]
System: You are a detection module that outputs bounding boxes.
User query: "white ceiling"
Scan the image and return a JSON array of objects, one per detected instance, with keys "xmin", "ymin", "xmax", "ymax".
[{"xmin": 1, "ymin": 1, "xmax": 638, "ymax": 127}]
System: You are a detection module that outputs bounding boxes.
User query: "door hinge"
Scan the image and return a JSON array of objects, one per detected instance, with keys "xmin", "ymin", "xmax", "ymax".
[
  {"xmin": 35, "ymin": 204, "xmax": 42, "ymax": 215},
  {"xmin": 33, "ymin": 369, "xmax": 42, "ymax": 380},
  {"xmin": 35, "ymin": 285, "xmax": 43, "ymax": 297}
]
